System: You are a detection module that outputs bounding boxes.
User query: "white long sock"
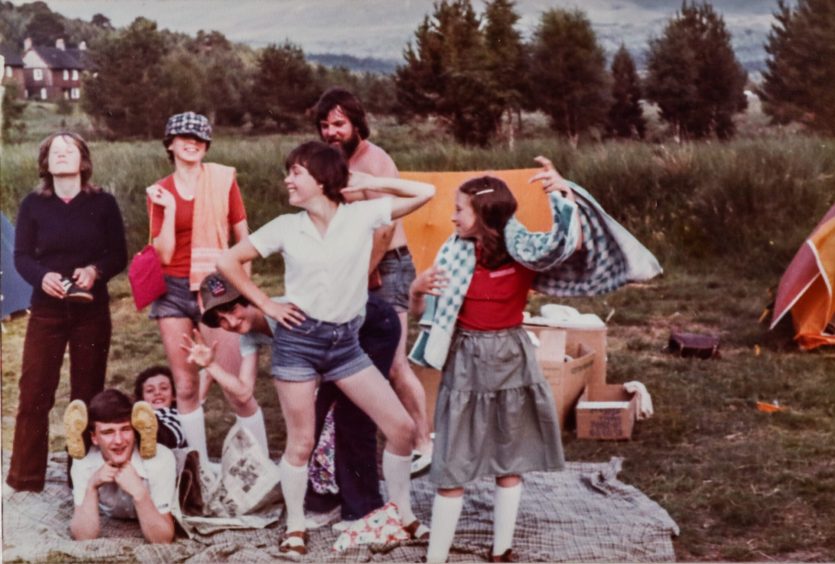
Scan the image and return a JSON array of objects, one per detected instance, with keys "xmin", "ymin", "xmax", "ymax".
[
  {"xmin": 426, "ymin": 493, "xmax": 463, "ymax": 563},
  {"xmin": 279, "ymin": 458, "xmax": 308, "ymax": 532},
  {"xmin": 179, "ymin": 406, "xmax": 209, "ymax": 464},
  {"xmin": 236, "ymin": 408, "xmax": 269, "ymax": 457},
  {"xmin": 382, "ymin": 450, "xmax": 416, "ymax": 525},
  {"xmin": 493, "ymin": 483, "xmax": 522, "ymax": 556}
]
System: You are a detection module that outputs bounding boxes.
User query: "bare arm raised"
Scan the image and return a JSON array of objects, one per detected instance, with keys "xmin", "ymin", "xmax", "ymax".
[
  {"xmin": 216, "ymin": 241, "xmax": 306, "ymax": 329},
  {"xmin": 342, "ymin": 171, "xmax": 435, "ymax": 220}
]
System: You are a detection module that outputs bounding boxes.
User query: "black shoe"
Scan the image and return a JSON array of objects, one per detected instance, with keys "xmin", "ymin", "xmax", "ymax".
[{"xmin": 61, "ymin": 278, "xmax": 94, "ymax": 303}]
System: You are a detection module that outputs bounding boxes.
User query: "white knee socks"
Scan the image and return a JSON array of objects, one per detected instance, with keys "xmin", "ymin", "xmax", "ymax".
[
  {"xmin": 426, "ymin": 493, "xmax": 463, "ymax": 563},
  {"xmin": 382, "ymin": 450, "xmax": 416, "ymax": 525},
  {"xmin": 179, "ymin": 406, "xmax": 209, "ymax": 464},
  {"xmin": 493, "ymin": 483, "xmax": 522, "ymax": 556},
  {"xmin": 279, "ymin": 458, "xmax": 309, "ymax": 532},
  {"xmin": 236, "ymin": 408, "xmax": 269, "ymax": 457}
]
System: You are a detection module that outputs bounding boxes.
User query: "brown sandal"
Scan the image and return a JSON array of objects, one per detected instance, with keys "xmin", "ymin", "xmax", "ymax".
[
  {"xmin": 404, "ymin": 519, "xmax": 430, "ymax": 540},
  {"xmin": 279, "ymin": 530, "xmax": 308, "ymax": 556}
]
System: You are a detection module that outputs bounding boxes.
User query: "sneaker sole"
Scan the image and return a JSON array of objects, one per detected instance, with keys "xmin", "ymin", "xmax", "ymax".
[
  {"xmin": 65, "ymin": 292, "xmax": 94, "ymax": 303},
  {"xmin": 63, "ymin": 400, "xmax": 88, "ymax": 459},
  {"xmin": 132, "ymin": 401, "xmax": 158, "ymax": 459}
]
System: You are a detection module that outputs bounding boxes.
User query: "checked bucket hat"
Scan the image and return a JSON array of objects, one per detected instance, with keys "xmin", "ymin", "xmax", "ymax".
[{"xmin": 164, "ymin": 111, "xmax": 213, "ymax": 142}]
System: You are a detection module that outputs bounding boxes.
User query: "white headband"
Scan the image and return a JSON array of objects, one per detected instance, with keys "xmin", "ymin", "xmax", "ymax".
[{"xmin": 474, "ymin": 188, "xmax": 494, "ymax": 196}]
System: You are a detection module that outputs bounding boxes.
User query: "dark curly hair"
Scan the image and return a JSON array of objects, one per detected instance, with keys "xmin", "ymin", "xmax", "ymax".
[{"xmin": 133, "ymin": 365, "xmax": 176, "ymax": 406}]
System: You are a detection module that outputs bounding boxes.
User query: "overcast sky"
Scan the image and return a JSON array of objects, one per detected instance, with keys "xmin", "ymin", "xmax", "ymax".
[{"xmin": 10, "ymin": 0, "xmax": 779, "ymax": 61}]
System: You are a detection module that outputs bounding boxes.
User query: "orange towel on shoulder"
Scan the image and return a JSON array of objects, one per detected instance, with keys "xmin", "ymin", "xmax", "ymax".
[{"xmin": 190, "ymin": 163, "xmax": 235, "ymax": 291}]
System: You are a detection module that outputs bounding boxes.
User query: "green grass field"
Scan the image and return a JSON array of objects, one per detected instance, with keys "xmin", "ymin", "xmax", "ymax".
[{"xmin": 2, "ymin": 110, "xmax": 835, "ymax": 560}]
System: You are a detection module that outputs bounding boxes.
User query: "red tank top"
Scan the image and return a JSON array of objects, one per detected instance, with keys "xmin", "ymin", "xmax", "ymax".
[{"xmin": 457, "ymin": 260, "xmax": 535, "ymax": 331}]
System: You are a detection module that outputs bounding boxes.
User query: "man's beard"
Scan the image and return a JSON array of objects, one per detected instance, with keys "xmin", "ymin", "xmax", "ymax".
[{"xmin": 333, "ymin": 131, "xmax": 361, "ymax": 160}]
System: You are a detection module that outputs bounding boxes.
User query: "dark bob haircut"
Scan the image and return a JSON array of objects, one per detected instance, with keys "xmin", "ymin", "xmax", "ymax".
[
  {"xmin": 313, "ymin": 87, "xmax": 370, "ymax": 140},
  {"xmin": 284, "ymin": 141, "xmax": 349, "ymax": 204},
  {"xmin": 133, "ymin": 365, "xmax": 176, "ymax": 405},
  {"xmin": 87, "ymin": 389, "xmax": 133, "ymax": 431},
  {"xmin": 36, "ymin": 131, "xmax": 98, "ymax": 197}
]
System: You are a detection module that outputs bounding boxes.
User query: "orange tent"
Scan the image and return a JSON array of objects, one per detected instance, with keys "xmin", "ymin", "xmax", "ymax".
[
  {"xmin": 770, "ymin": 203, "xmax": 835, "ymax": 349},
  {"xmin": 401, "ymin": 168, "xmax": 552, "ymax": 272}
]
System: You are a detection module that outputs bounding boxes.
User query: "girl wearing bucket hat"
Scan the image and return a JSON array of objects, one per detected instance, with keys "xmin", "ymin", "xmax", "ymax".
[{"xmin": 144, "ymin": 111, "xmax": 254, "ymax": 467}]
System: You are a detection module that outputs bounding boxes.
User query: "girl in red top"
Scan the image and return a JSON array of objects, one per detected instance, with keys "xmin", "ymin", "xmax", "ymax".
[
  {"xmin": 144, "ymin": 112, "xmax": 257, "ymax": 466},
  {"xmin": 411, "ymin": 158, "xmax": 581, "ymax": 563}
]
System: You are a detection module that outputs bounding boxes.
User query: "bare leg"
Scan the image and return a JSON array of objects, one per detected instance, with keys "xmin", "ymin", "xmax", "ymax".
[
  {"xmin": 273, "ymin": 378, "xmax": 318, "ymax": 533},
  {"xmin": 158, "ymin": 317, "xmax": 208, "ymax": 462},
  {"xmin": 389, "ymin": 311, "xmax": 432, "ymax": 452},
  {"xmin": 273, "ymin": 379, "xmax": 318, "ymax": 466},
  {"xmin": 337, "ymin": 366, "xmax": 416, "ymax": 525},
  {"xmin": 200, "ymin": 323, "xmax": 242, "ymax": 377},
  {"xmin": 335, "ymin": 365, "xmax": 415, "ymax": 456},
  {"xmin": 157, "ymin": 318, "xmax": 200, "ymax": 412}
]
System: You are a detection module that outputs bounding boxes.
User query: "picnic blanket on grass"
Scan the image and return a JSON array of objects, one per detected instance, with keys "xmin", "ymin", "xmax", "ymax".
[{"xmin": 2, "ymin": 454, "xmax": 679, "ymax": 562}]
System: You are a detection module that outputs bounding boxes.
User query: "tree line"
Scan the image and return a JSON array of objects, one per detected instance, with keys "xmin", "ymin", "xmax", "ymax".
[{"xmin": 2, "ymin": 0, "xmax": 833, "ymax": 144}]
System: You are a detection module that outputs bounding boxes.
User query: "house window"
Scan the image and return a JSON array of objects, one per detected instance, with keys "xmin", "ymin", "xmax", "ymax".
[
  {"xmin": 40, "ymin": 87, "xmax": 47, "ymax": 100},
  {"xmin": 4, "ymin": 67, "xmax": 11, "ymax": 78},
  {"xmin": 71, "ymin": 88, "xmax": 80, "ymax": 100},
  {"xmin": 72, "ymin": 70, "xmax": 79, "ymax": 80},
  {"xmin": 63, "ymin": 90, "xmax": 70, "ymax": 100},
  {"xmin": 34, "ymin": 68, "xmax": 43, "ymax": 81},
  {"xmin": 63, "ymin": 69, "xmax": 69, "ymax": 80}
]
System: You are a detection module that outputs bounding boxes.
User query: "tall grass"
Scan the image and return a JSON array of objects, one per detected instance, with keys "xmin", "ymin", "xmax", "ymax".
[{"xmin": 2, "ymin": 130, "xmax": 833, "ymax": 277}]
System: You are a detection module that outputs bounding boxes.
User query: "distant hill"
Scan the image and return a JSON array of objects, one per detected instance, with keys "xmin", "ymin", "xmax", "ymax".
[
  {"xmin": 307, "ymin": 53, "xmax": 399, "ymax": 75},
  {"xmin": 5, "ymin": 0, "xmax": 779, "ymax": 73}
]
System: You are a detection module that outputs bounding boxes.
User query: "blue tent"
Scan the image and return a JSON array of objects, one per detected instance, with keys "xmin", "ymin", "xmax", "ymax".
[{"xmin": 1, "ymin": 212, "xmax": 32, "ymax": 318}]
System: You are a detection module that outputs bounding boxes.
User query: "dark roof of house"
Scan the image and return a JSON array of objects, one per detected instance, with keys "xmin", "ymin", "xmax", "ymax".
[
  {"xmin": 30, "ymin": 46, "xmax": 89, "ymax": 70},
  {"xmin": 0, "ymin": 45, "xmax": 24, "ymax": 67}
]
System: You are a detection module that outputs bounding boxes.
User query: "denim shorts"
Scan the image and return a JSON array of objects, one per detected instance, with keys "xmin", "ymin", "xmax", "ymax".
[
  {"xmin": 271, "ymin": 314, "xmax": 373, "ymax": 382},
  {"xmin": 370, "ymin": 246, "xmax": 416, "ymax": 313},
  {"xmin": 149, "ymin": 275, "xmax": 201, "ymax": 325}
]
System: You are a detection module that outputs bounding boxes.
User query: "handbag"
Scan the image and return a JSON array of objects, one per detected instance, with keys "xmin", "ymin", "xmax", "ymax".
[
  {"xmin": 128, "ymin": 215, "xmax": 167, "ymax": 311},
  {"xmin": 667, "ymin": 331, "xmax": 720, "ymax": 359}
]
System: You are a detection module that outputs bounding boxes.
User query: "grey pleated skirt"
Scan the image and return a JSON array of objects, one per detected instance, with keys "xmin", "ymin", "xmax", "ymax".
[{"xmin": 429, "ymin": 326, "xmax": 566, "ymax": 488}]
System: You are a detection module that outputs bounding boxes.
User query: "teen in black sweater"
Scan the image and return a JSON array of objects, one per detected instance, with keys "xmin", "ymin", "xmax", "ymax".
[{"xmin": 7, "ymin": 131, "xmax": 127, "ymax": 492}]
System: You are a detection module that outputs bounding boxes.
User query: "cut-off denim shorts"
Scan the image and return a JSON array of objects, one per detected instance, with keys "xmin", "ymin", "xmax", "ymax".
[
  {"xmin": 271, "ymin": 314, "xmax": 373, "ymax": 382},
  {"xmin": 149, "ymin": 275, "xmax": 201, "ymax": 325},
  {"xmin": 370, "ymin": 246, "xmax": 416, "ymax": 313}
]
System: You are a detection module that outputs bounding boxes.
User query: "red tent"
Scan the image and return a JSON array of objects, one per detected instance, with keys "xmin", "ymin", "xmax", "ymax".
[{"xmin": 770, "ymin": 203, "xmax": 835, "ymax": 349}]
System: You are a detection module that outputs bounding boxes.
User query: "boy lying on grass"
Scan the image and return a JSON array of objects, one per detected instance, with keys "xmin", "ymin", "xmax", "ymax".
[{"xmin": 65, "ymin": 389, "xmax": 175, "ymax": 544}]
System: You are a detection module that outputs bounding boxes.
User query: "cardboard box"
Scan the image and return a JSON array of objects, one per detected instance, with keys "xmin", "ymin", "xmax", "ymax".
[
  {"xmin": 534, "ymin": 330, "xmax": 596, "ymax": 427},
  {"xmin": 413, "ymin": 330, "xmax": 596, "ymax": 430},
  {"xmin": 524, "ymin": 324, "xmax": 607, "ymax": 388},
  {"xmin": 575, "ymin": 384, "xmax": 638, "ymax": 440}
]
